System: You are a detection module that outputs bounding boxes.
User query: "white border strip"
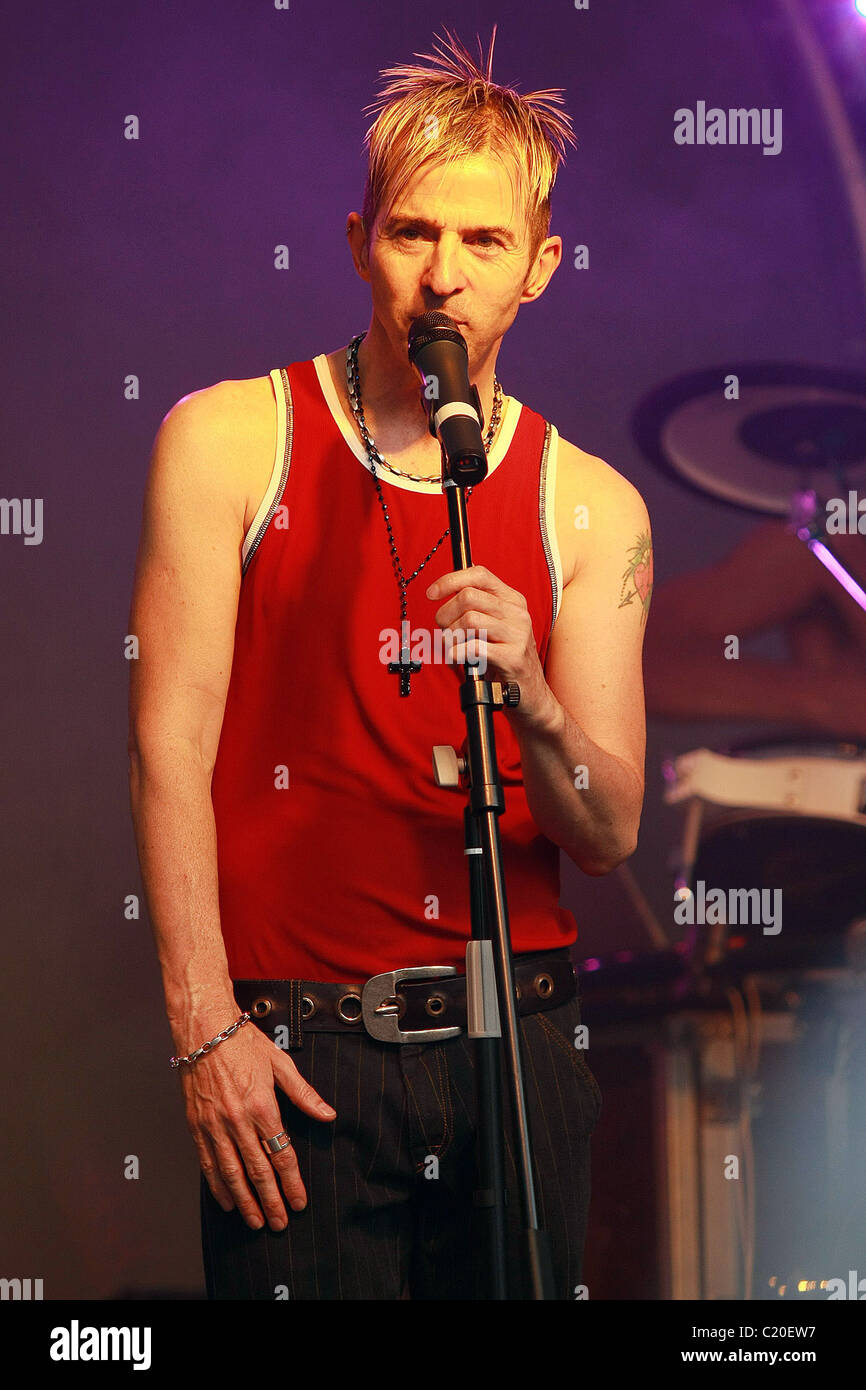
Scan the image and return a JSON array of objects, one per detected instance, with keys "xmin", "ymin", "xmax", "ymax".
[
  {"xmin": 241, "ymin": 368, "xmax": 288, "ymax": 565},
  {"xmin": 313, "ymin": 353, "xmax": 520, "ymax": 493},
  {"xmin": 545, "ymin": 425, "xmax": 564, "ymax": 627}
]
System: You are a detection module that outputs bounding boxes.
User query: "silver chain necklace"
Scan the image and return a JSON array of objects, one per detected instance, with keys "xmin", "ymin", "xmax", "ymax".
[{"xmin": 345, "ymin": 331, "xmax": 503, "ymax": 695}]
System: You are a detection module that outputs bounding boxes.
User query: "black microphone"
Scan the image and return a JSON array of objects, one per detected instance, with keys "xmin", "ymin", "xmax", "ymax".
[{"xmin": 407, "ymin": 311, "xmax": 488, "ymax": 485}]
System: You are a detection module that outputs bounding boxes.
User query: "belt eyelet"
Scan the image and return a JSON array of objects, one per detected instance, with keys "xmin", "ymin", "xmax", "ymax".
[
  {"xmin": 337, "ymin": 991, "xmax": 363, "ymax": 1024},
  {"xmin": 251, "ymin": 997, "xmax": 273, "ymax": 1019},
  {"xmin": 425, "ymin": 993, "xmax": 447, "ymax": 1018},
  {"xmin": 534, "ymin": 972, "xmax": 554, "ymax": 999},
  {"xmin": 301, "ymin": 994, "xmax": 316, "ymax": 1020}
]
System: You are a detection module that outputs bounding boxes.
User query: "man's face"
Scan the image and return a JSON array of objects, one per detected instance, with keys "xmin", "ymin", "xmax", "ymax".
[{"xmin": 354, "ymin": 151, "xmax": 560, "ymax": 366}]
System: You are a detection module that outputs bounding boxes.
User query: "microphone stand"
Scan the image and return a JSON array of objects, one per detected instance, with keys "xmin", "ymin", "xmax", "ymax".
[{"xmin": 432, "ymin": 446, "xmax": 557, "ymax": 1301}]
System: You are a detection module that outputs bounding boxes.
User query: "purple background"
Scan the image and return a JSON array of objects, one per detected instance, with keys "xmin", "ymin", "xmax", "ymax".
[{"xmin": 1, "ymin": 0, "xmax": 863, "ymax": 1295}]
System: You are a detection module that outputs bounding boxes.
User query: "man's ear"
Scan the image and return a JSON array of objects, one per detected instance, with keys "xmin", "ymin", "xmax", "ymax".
[
  {"xmin": 346, "ymin": 212, "xmax": 371, "ymax": 282},
  {"xmin": 520, "ymin": 235, "xmax": 562, "ymax": 305}
]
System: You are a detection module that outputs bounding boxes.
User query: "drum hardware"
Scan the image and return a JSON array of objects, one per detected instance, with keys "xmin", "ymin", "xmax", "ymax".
[
  {"xmin": 625, "ymin": 365, "xmax": 866, "ymax": 1298},
  {"xmin": 663, "ymin": 741, "xmax": 866, "ymax": 976},
  {"xmin": 580, "ymin": 950, "xmax": 866, "ymax": 1300},
  {"xmin": 631, "ymin": 362, "xmax": 866, "ymax": 518}
]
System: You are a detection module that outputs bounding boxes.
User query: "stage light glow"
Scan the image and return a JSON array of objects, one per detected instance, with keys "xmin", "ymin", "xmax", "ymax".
[
  {"xmin": 856, "ymin": 0, "xmax": 866, "ymax": 17},
  {"xmin": 808, "ymin": 539, "xmax": 866, "ymax": 612}
]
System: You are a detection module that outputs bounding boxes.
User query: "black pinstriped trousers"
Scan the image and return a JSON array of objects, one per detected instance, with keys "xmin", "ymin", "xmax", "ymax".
[{"xmin": 200, "ymin": 982, "xmax": 601, "ymax": 1300}]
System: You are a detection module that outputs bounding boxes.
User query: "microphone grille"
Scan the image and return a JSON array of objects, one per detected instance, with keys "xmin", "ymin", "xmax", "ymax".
[
  {"xmin": 412, "ymin": 310, "xmax": 457, "ymax": 334},
  {"xmin": 407, "ymin": 311, "xmax": 465, "ymax": 362}
]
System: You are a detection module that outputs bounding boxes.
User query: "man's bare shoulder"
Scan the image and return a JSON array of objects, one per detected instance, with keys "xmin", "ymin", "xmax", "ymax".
[
  {"xmin": 162, "ymin": 374, "xmax": 275, "ymax": 440},
  {"xmin": 154, "ymin": 375, "xmax": 277, "ymax": 534},
  {"xmin": 554, "ymin": 435, "xmax": 650, "ymax": 585},
  {"xmin": 557, "ymin": 435, "xmax": 647, "ymax": 513}
]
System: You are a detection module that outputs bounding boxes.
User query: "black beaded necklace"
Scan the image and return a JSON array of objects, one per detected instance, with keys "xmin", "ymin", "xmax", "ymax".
[{"xmin": 345, "ymin": 331, "xmax": 503, "ymax": 695}]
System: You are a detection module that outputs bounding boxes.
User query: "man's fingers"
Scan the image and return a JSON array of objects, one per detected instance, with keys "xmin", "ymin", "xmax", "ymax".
[
  {"xmin": 448, "ymin": 634, "xmax": 490, "ymax": 669},
  {"xmin": 208, "ymin": 1133, "xmax": 269, "ymax": 1230},
  {"xmin": 432, "ymin": 592, "xmax": 510, "ymax": 631},
  {"xmin": 226, "ymin": 1120, "xmax": 297, "ymax": 1230},
  {"xmin": 195, "ymin": 1119, "xmax": 307, "ymax": 1230},
  {"xmin": 258, "ymin": 1132, "xmax": 308, "ymax": 1213},
  {"xmin": 427, "ymin": 565, "xmax": 517, "ymax": 605},
  {"xmin": 193, "ymin": 1130, "xmax": 235, "ymax": 1213},
  {"xmin": 238, "ymin": 1107, "xmax": 309, "ymax": 1223},
  {"xmin": 274, "ymin": 1054, "xmax": 337, "ymax": 1120}
]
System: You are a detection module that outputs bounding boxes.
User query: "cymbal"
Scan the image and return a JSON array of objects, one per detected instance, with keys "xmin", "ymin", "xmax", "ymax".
[{"xmin": 632, "ymin": 362, "xmax": 866, "ymax": 515}]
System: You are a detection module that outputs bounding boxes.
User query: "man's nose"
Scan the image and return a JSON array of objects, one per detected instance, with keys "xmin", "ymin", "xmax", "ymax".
[{"xmin": 420, "ymin": 234, "xmax": 468, "ymax": 295}]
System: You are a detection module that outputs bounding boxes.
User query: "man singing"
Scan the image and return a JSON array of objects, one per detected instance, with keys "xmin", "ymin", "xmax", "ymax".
[{"xmin": 128, "ymin": 26, "xmax": 651, "ymax": 1300}]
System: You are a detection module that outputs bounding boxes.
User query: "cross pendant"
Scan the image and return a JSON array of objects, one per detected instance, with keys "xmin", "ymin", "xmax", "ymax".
[{"xmin": 388, "ymin": 641, "xmax": 422, "ymax": 696}]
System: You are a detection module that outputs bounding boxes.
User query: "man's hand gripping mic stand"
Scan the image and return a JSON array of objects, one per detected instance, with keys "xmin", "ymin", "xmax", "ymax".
[{"xmin": 412, "ymin": 319, "xmax": 557, "ymax": 1301}]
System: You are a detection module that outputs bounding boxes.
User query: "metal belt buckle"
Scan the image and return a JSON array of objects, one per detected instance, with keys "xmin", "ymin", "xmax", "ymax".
[{"xmin": 361, "ymin": 965, "xmax": 462, "ymax": 1043}]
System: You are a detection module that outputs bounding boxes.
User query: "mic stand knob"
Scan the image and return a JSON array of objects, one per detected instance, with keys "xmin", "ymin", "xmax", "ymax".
[
  {"xmin": 493, "ymin": 681, "xmax": 520, "ymax": 708},
  {"xmin": 432, "ymin": 745, "xmax": 466, "ymax": 788}
]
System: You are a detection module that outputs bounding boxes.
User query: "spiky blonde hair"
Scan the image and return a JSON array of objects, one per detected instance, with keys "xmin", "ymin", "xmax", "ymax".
[{"xmin": 361, "ymin": 25, "xmax": 577, "ymax": 265}]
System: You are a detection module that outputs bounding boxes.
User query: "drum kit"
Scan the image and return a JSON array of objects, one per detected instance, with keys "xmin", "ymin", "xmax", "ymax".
[{"xmin": 580, "ymin": 364, "xmax": 866, "ymax": 1301}]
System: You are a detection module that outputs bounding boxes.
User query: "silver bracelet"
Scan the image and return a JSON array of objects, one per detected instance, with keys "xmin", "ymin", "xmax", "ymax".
[{"xmin": 170, "ymin": 1012, "xmax": 251, "ymax": 1069}]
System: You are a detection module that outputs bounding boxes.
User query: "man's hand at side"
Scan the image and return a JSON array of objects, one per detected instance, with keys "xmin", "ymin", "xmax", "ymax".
[{"xmin": 178, "ymin": 1007, "xmax": 336, "ymax": 1230}]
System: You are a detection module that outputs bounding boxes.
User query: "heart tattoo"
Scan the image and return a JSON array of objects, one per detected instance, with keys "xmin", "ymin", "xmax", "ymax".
[{"xmin": 619, "ymin": 530, "xmax": 653, "ymax": 624}]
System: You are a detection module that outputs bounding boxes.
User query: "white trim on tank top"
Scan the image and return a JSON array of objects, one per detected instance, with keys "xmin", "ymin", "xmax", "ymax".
[
  {"xmin": 241, "ymin": 369, "xmax": 289, "ymax": 566},
  {"xmin": 312, "ymin": 352, "xmax": 522, "ymax": 495},
  {"xmin": 242, "ymin": 364, "xmax": 564, "ymax": 627},
  {"xmin": 545, "ymin": 425, "xmax": 564, "ymax": 628}
]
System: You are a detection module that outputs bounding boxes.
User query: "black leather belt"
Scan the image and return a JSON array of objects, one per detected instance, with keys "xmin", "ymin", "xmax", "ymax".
[{"xmin": 233, "ymin": 947, "xmax": 576, "ymax": 1048}]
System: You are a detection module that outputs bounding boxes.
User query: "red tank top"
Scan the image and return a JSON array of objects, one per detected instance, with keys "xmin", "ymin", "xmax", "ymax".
[{"xmin": 210, "ymin": 354, "xmax": 577, "ymax": 981}]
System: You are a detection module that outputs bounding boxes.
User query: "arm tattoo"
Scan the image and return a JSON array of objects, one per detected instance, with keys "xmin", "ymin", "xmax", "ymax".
[{"xmin": 618, "ymin": 530, "xmax": 653, "ymax": 624}]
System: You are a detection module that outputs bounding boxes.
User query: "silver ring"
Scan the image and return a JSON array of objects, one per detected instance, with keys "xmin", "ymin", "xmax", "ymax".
[{"xmin": 262, "ymin": 1131, "xmax": 292, "ymax": 1155}]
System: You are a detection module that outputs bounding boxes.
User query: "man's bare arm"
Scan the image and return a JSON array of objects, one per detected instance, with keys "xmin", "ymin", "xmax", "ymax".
[
  {"xmin": 514, "ymin": 448, "xmax": 649, "ymax": 874},
  {"xmin": 128, "ymin": 383, "xmax": 250, "ymax": 1033},
  {"xmin": 425, "ymin": 444, "xmax": 649, "ymax": 875},
  {"xmin": 128, "ymin": 381, "xmax": 335, "ymax": 1233}
]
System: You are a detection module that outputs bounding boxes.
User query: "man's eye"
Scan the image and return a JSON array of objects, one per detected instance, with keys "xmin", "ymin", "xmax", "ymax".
[{"xmin": 395, "ymin": 228, "xmax": 499, "ymax": 248}]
